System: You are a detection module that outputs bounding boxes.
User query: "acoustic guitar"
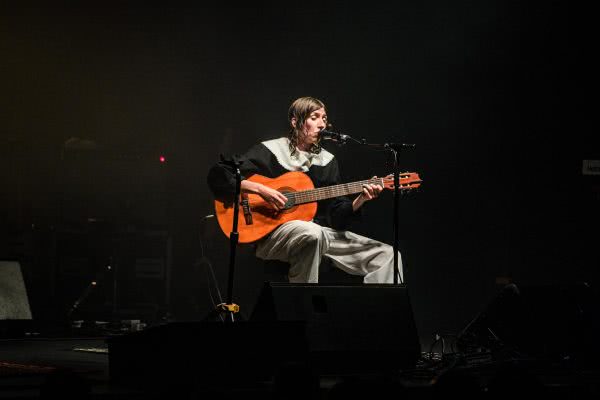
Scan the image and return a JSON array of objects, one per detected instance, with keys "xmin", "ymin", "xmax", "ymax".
[{"xmin": 214, "ymin": 171, "xmax": 422, "ymax": 243}]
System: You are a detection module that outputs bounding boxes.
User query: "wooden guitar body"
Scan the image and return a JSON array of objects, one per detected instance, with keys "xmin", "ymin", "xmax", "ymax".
[
  {"xmin": 214, "ymin": 171, "xmax": 421, "ymax": 244},
  {"xmin": 215, "ymin": 172, "xmax": 317, "ymax": 243}
]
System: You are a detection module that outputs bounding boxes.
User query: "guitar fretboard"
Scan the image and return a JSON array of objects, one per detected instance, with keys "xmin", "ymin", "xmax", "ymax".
[{"xmin": 285, "ymin": 178, "xmax": 384, "ymax": 204}]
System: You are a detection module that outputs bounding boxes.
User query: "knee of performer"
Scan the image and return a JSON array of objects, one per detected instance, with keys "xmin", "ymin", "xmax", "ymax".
[{"xmin": 296, "ymin": 225, "xmax": 324, "ymax": 246}]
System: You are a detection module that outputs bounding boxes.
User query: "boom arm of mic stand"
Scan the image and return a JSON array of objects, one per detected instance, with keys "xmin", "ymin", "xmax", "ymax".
[{"xmin": 385, "ymin": 143, "xmax": 416, "ymax": 150}]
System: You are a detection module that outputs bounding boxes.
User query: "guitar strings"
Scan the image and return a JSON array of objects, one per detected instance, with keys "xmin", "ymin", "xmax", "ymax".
[{"xmin": 286, "ymin": 177, "xmax": 385, "ymax": 205}]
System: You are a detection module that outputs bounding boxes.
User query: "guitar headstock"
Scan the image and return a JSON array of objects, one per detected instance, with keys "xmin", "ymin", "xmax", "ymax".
[{"xmin": 381, "ymin": 172, "xmax": 422, "ymax": 191}]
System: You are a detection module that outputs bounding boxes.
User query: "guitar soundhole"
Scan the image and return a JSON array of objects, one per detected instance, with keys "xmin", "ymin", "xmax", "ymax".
[{"xmin": 279, "ymin": 187, "xmax": 297, "ymax": 212}]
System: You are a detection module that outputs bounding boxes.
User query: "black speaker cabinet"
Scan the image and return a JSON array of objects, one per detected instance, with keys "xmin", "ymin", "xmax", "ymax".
[
  {"xmin": 107, "ymin": 320, "xmax": 308, "ymax": 390},
  {"xmin": 251, "ymin": 282, "xmax": 421, "ymax": 374}
]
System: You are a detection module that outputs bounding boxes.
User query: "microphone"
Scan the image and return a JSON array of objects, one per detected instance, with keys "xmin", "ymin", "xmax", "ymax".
[{"xmin": 319, "ymin": 129, "xmax": 349, "ymax": 144}]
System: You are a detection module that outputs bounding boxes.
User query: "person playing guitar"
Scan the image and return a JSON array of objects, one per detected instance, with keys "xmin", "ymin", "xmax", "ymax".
[{"xmin": 207, "ymin": 97, "xmax": 420, "ymax": 284}]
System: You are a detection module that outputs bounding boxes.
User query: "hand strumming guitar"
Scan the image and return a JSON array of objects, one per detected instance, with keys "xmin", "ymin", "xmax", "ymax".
[{"xmin": 241, "ymin": 179, "xmax": 288, "ymax": 210}]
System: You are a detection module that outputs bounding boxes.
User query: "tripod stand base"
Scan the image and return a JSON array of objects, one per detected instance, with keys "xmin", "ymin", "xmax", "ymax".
[{"xmin": 203, "ymin": 303, "xmax": 244, "ymax": 322}]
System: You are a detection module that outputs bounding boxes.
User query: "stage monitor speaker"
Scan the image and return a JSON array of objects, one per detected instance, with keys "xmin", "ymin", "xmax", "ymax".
[
  {"xmin": 457, "ymin": 282, "xmax": 599, "ymax": 366},
  {"xmin": 250, "ymin": 282, "xmax": 421, "ymax": 374},
  {"xmin": 0, "ymin": 261, "xmax": 32, "ymax": 320},
  {"xmin": 107, "ymin": 320, "xmax": 308, "ymax": 390}
]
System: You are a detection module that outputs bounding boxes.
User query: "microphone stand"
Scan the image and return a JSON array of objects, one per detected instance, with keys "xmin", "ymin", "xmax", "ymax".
[
  {"xmin": 384, "ymin": 142, "xmax": 416, "ymax": 285},
  {"xmin": 208, "ymin": 156, "xmax": 243, "ymax": 323},
  {"xmin": 329, "ymin": 134, "xmax": 415, "ymax": 285}
]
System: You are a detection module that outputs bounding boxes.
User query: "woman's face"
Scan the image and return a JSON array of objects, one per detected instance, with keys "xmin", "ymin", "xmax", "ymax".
[{"xmin": 294, "ymin": 107, "xmax": 327, "ymax": 150}]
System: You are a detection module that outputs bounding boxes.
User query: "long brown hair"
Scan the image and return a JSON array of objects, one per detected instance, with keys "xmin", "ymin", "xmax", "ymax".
[{"xmin": 287, "ymin": 96, "xmax": 324, "ymax": 156}]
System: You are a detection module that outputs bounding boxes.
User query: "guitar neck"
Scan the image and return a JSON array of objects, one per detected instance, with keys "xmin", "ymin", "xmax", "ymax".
[{"xmin": 290, "ymin": 178, "xmax": 384, "ymax": 204}]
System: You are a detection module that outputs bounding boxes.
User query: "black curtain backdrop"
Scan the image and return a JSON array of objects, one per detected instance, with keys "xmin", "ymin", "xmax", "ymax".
[{"xmin": 1, "ymin": 2, "xmax": 595, "ymax": 344}]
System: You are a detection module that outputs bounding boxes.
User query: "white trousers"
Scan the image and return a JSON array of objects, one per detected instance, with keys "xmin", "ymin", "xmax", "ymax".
[{"xmin": 255, "ymin": 220, "xmax": 403, "ymax": 284}]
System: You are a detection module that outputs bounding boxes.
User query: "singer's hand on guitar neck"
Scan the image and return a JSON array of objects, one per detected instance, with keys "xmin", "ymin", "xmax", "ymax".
[
  {"xmin": 241, "ymin": 179, "xmax": 288, "ymax": 210},
  {"xmin": 352, "ymin": 176, "xmax": 383, "ymax": 212}
]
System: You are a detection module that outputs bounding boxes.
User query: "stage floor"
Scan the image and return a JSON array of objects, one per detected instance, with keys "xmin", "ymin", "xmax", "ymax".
[{"xmin": 1, "ymin": 327, "xmax": 598, "ymax": 399}]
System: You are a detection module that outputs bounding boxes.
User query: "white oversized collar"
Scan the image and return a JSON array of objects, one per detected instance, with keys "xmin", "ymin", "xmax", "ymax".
[{"xmin": 262, "ymin": 137, "xmax": 334, "ymax": 172}]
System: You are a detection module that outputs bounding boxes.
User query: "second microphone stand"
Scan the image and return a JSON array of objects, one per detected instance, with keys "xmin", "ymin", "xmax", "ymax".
[
  {"xmin": 329, "ymin": 134, "xmax": 416, "ymax": 285},
  {"xmin": 385, "ymin": 142, "xmax": 414, "ymax": 285}
]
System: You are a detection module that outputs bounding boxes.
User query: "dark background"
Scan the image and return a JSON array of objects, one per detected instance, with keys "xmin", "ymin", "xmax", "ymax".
[{"xmin": 1, "ymin": 2, "xmax": 596, "ymax": 344}]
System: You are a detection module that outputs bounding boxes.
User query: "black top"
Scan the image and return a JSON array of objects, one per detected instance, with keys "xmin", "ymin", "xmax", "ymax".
[{"xmin": 206, "ymin": 137, "xmax": 361, "ymax": 230}]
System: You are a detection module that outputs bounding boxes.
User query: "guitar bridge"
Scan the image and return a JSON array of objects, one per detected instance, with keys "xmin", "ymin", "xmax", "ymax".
[{"xmin": 241, "ymin": 194, "xmax": 253, "ymax": 225}]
